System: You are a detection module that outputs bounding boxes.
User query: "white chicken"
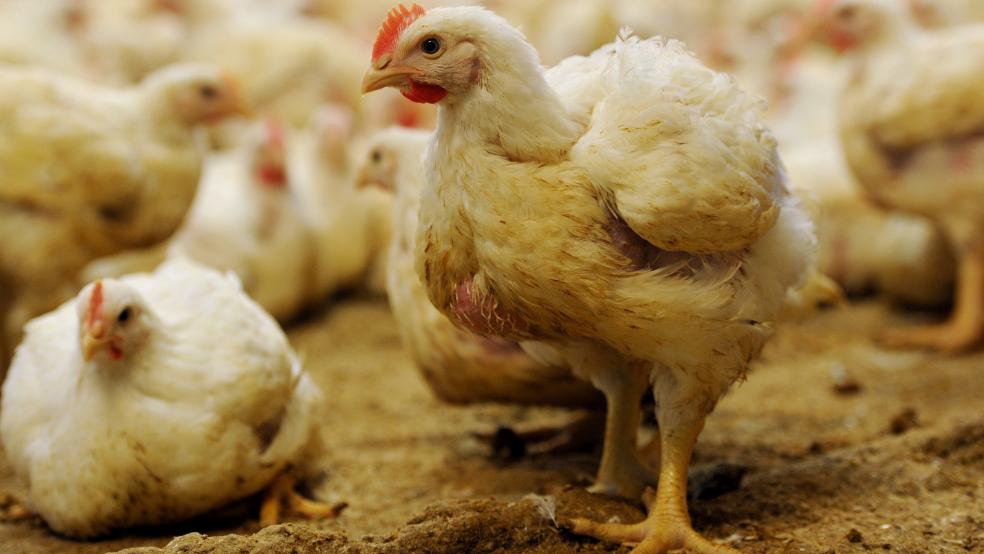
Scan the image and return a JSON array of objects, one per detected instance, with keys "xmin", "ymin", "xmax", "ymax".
[
  {"xmin": 83, "ymin": 118, "xmax": 315, "ymax": 322},
  {"xmin": 361, "ymin": 5, "xmax": 814, "ymax": 553},
  {"xmin": 292, "ymin": 105, "xmax": 394, "ymax": 300},
  {"xmin": 0, "ymin": 0, "xmax": 91, "ymax": 78},
  {"xmin": 820, "ymin": 0, "xmax": 984, "ymax": 351},
  {"xmin": 0, "ymin": 62, "xmax": 247, "ymax": 369},
  {"xmin": 361, "ymin": 126, "xmax": 601, "ymax": 409},
  {"xmin": 908, "ymin": 0, "xmax": 984, "ymax": 28},
  {"xmin": 182, "ymin": 15, "xmax": 367, "ymax": 128},
  {"xmin": 0, "ymin": 259, "xmax": 337, "ymax": 538},
  {"xmin": 74, "ymin": 0, "xmax": 188, "ymax": 84},
  {"xmin": 785, "ymin": 145, "xmax": 955, "ymax": 307}
]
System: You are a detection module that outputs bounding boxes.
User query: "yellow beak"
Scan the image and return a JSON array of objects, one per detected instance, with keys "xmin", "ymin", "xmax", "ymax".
[
  {"xmin": 361, "ymin": 65, "xmax": 417, "ymax": 95},
  {"xmin": 81, "ymin": 333, "xmax": 105, "ymax": 362}
]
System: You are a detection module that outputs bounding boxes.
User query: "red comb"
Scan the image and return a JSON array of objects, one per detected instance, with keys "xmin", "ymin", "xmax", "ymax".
[
  {"xmin": 372, "ymin": 4, "xmax": 426, "ymax": 62},
  {"xmin": 87, "ymin": 281, "xmax": 104, "ymax": 331}
]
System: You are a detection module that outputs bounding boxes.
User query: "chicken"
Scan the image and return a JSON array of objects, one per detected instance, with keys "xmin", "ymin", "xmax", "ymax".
[
  {"xmin": 908, "ymin": 0, "xmax": 984, "ymax": 28},
  {"xmin": 0, "ymin": 0, "xmax": 91, "ymax": 78},
  {"xmin": 819, "ymin": 0, "xmax": 984, "ymax": 351},
  {"xmin": 0, "ymin": 259, "xmax": 338, "ymax": 538},
  {"xmin": 785, "ymin": 144, "xmax": 955, "ymax": 307},
  {"xmin": 74, "ymin": 0, "xmax": 187, "ymax": 84},
  {"xmin": 360, "ymin": 6, "xmax": 814, "ymax": 553},
  {"xmin": 0, "ymin": 62, "xmax": 247, "ymax": 369},
  {"xmin": 359, "ymin": 126, "xmax": 602, "ymax": 409},
  {"xmin": 83, "ymin": 118, "xmax": 315, "ymax": 322},
  {"xmin": 292, "ymin": 105, "xmax": 393, "ymax": 300},
  {"xmin": 181, "ymin": 15, "xmax": 366, "ymax": 128}
]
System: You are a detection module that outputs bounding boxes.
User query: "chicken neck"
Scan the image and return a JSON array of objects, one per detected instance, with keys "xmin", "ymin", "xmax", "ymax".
[{"xmin": 435, "ymin": 51, "xmax": 581, "ymax": 165}]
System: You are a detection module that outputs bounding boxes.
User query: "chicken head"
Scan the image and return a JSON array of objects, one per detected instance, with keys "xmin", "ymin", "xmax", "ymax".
[
  {"xmin": 77, "ymin": 280, "xmax": 152, "ymax": 362},
  {"xmin": 361, "ymin": 4, "xmax": 485, "ymax": 103}
]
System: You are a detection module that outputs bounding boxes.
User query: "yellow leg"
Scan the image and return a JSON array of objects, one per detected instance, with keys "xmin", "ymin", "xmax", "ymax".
[
  {"xmin": 571, "ymin": 415, "xmax": 738, "ymax": 554},
  {"xmin": 259, "ymin": 473, "xmax": 346, "ymax": 528},
  {"xmin": 880, "ymin": 242, "xmax": 984, "ymax": 352},
  {"xmin": 589, "ymin": 367, "xmax": 657, "ymax": 498},
  {"xmin": 637, "ymin": 428, "xmax": 661, "ymax": 470}
]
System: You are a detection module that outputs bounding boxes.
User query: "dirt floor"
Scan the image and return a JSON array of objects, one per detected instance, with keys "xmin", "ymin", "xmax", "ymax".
[{"xmin": 0, "ymin": 296, "xmax": 982, "ymax": 553}]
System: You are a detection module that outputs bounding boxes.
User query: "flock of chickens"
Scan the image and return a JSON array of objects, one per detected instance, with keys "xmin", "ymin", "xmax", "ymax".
[{"xmin": 0, "ymin": 0, "xmax": 981, "ymax": 552}]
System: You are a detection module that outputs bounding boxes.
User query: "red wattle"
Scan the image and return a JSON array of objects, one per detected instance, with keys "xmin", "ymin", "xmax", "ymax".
[
  {"xmin": 401, "ymin": 80, "xmax": 447, "ymax": 104},
  {"xmin": 828, "ymin": 29, "xmax": 858, "ymax": 53},
  {"xmin": 258, "ymin": 165, "xmax": 287, "ymax": 188}
]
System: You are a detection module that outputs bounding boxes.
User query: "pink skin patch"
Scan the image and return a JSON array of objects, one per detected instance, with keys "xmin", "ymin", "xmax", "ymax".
[
  {"xmin": 452, "ymin": 280, "xmax": 529, "ymax": 338},
  {"xmin": 372, "ymin": 4, "xmax": 427, "ymax": 63}
]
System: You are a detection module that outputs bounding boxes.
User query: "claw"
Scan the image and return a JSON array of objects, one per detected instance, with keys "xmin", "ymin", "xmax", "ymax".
[{"xmin": 259, "ymin": 473, "xmax": 345, "ymax": 528}]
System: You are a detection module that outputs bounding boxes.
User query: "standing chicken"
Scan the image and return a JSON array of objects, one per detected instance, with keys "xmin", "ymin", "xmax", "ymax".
[
  {"xmin": 821, "ymin": 0, "xmax": 984, "ymax": 351},
  {"xmin": 360, "ymin": 126, "xmax": 601, "ymax": 409},
  {"xmin": 0, "ymin": 259, "xmax": 338, "ymax": 538},
  {"xmin": 361, "ymin": 5, "xmax": 813, "ymax": 553},
  {"xmin": 0, "ymin": 62, "xmax": 247, "ymax": 368}
]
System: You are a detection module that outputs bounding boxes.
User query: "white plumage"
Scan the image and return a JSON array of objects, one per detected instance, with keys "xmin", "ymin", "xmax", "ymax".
[
  {"xmin": 0, "ymin": 62, "xmax": 245, "ymax": 367},
  {"xmin": 0, "ymin": 259, "xmax": 321, "ymax": 538},
  {"xmin": 831, "ymin": 0, "xmax": 984, "ymax": 350},
  {"xmin": 361, "ymin": 6, "xmax": 814, "ymax": 552},
  {"xmin": 364, "ymin": 126, "xmax": 600, "ymax": 408}
]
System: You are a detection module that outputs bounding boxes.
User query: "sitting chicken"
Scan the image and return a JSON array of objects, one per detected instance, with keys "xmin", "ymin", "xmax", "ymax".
[
  {"xmin": 0, "ymin": 259, "xmax": 338, "ymax": 538},
  {"xmin": 84, "ymin": 119, "xmax": 315, "ymax": 322},
  {"xmin": 361, "ymin": 5, "xmax": 814, "ymax": 553},
  {"xmin": 0, "ymin": 63, "xmax": 247, "ymax": 369},
  {"xmin": 360, "ymin": 126, "xmax": 601, "ymax": 410},
  {"xmin": 821, "ymin": 0, "xmax": 984, "ymax": 351}
]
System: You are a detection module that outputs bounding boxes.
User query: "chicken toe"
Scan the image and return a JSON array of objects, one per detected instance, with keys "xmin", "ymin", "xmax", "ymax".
[
  {"xmin": 571, "ymin": 414, "xmax": 735, "ymax": 554},
  {"xmin": 259, "ymin": 473, "xmax": 346, "ymax": 528}
]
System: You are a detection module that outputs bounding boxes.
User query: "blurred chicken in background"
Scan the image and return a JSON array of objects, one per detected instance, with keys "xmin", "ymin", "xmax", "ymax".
[
  {"xmin": 811, "ymin": 0, "xmax": 984, "ymax": 351},
  {"xmin": 85, "ymin": 118, "xmax": 315, "ymax": 322},
  {"xmin": 0, "ymin": 62, "xmax": 247, "ymax": 370}
]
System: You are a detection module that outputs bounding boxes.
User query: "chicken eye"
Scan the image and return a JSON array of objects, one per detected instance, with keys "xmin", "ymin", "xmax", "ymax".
[
  {"xmin": 370, "ymin": 149, "xmax": 382, "ymax": 164},
  {"xmin": 420, "ymin": 37, "xmax": 441, "ymax": 56},
  {"xmin": 837, "ymin": 6, "xmax": 856, "ymax": 20},
  {"xmin": 199, "ymin": 84, "xmax": 218, "ymax": 99},
  {"xmin": 117, "ymin": 308, "xmax": 132, "ymax": 323}
]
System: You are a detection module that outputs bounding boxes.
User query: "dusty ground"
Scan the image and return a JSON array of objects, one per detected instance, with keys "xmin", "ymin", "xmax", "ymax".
[{"xmin": 1, "ymin": 296, "xmax": 982, "ymax": 553}]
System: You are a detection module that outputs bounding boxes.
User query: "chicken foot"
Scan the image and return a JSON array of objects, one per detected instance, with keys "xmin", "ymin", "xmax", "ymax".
[
  {"xmin": 259, "ymin": 473, "xmax": 346, "ymax": 528},
  {"xmin": 570, "ymin": 411, "xmax": 737, "ymax": 554},
  {"xmin": 880, "ymin": 239, "xmax": 984, "ymax": 352}
]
